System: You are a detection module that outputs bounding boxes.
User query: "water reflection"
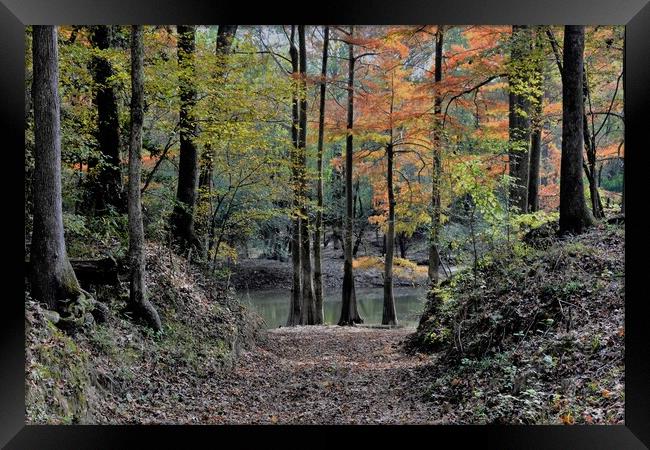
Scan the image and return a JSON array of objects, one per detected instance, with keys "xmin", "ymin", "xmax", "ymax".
[{"xmin": 238, "ymin": 286, "xmax": 427, "ymax": 329}]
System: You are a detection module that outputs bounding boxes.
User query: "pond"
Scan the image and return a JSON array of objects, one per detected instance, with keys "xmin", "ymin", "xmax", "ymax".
[{"xmin": 237, "ymin": 286, "xmax": 428, "ymax": 329}]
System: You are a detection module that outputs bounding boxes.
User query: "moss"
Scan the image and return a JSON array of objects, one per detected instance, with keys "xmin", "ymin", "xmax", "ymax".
[
  {"xmin": 563, "ymin": 241, "xmax": 593, "ymax": 257},
  {"xmin": 87, "ymin": 324, "xmax": 118, "ymax": 357},
  {"xmin": 26, "ymin": 319, "xmax": 91, "ymax": 424}
]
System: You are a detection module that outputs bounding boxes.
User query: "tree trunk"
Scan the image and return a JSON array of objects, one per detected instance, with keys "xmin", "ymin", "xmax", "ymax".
[
  {"xmin": 300, "ymin": 215, "xmax": 315, "ymax": 324},
  {"xmin": 339, "ymin": 26, "xmax": 363, "ymax": 326},
  {"xmin": 330, "ymin": 146, "xmax": 344, "ymax": 254},
  {"xmin": 559, "ymin": 26, "xmax": 594, "ymax": 236},
  {"xmin": 547, "ymin": 27, "xmax": 604, "ymax": 219},
  {"xmin": 297, "ymin": 25, "xmax": 316, "ymax": 325},
  {"xmin": 508, "ymin": 25, "xmax": 532, "ymax": 214},
  {"xmin": 170, "ymin": 25, "xmax": 201, "ymax": 253},
  {"xmin": 84, "ymin": 25, "xmax": 124, "ymax": 216},
  {"xmin": 198, "ymin": 25, "xmax": 238, "ymax": 253},
  {"xmin": 383, "ymin": 143, "xmax": 398, "ymax": 326},
  {"xmin": 621, "ymin": 32, "xmax": 625, "ymax": 216},
  {"xmin": 528, "ymin": 125, "xmax": 542, "ymax": 212},
  {"xmin": 428, "ymin": 25, "xmax": 444, "ymax": 285},
  {"xmin": 26, "ymin": 257, "xmax": 118, "ymax": 287},
  {"xmin": 398, "ymin": 233, "xmax": 406, "ymax": 259},
  {"xmin": 287, "ymin": 25, "xmax": 302, "ymax": 326},
  {"xmin": 528, "ymin": 30, "xmax": 544, "ymax": 213},
  {"xmin": 313, "ymin": 26, "xmax": 329, "ymax": 324},
  {"xmin": 582, "ymin": 71, "xmax": 604, "ymax": 220},
  {"xmin": 128, "ymin": 26, "xmax": 162, "ymax": 331},
  {"xmin": 352, "ymin": 191, "xmax": 367, "ymax": 257},
  {"xmin": 621, "ymin": 159, "xmax": 625, "ymax": 215},
  {"xmin": 30, "ymin": 26, "xmax": 85, "ymax": 312}
]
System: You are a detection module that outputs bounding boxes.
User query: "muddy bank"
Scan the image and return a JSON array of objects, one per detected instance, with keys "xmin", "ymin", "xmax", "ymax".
[{"xmin": 228, "ymin": 254, "xmax": 429, "ymax": 291}]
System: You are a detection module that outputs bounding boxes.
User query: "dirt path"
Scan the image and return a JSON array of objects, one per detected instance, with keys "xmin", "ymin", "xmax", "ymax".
[{"xmin": 199, "ymin": 326, "xmax": 439, "ymax": 424}]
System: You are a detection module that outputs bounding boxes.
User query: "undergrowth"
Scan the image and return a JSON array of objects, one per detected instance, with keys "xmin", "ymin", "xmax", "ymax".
[
  {"xmin": 25, "ymin": 242, "xmax": 263, "ymax": 424},
  {"xmin": 407, "ymin": 222, "xmax": 624, "ymax": 424}
]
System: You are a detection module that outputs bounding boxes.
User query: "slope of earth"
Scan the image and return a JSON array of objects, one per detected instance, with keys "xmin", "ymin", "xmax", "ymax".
[
  {"xmin": 26, "ymin": 241, "xmax": 439, "ymax": 424},
  {"xmin": 408, "ymin": 223, "xmax": 625, "ymax": 424},
  {"xmin": 25, "ymin": 242, "xmax": 263, "ymax": 424}
]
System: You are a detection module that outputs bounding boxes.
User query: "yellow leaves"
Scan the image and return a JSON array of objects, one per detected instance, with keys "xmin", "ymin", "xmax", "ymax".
[
  {"xmin": 353, "ymin": 256, "xmax": 382, "ymax": 270},
  {"xmin": 394, "ymin": 258, "xmax": 416, "ymax": 270},
  {"xmin": 560, "ymin": 412, "xmax": 575, "ymax": 425}
]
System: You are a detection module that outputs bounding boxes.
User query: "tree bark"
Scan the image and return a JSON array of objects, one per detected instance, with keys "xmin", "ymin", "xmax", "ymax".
[
  {"xmin": 170, "ymin": 25, "xmax": 201, "ymax": 253},
  {"xmin": 313, "ymin": 26, "xmax": 329, "ymax": 325},
  {"xmin": 428, "ymin": 25, "xmax": 444, "ymax": 285},
  {"xmin": 528, "ymin": 29, "xmax": 544, "ymax": 212},
  {"xmin": 198, "ymin": 25, "xmax": 238, "ymax": 253},
  {"xmin": 128, "ymin": 26, "xmax": 162, "ymax": 331},
  {"xmin": 508, "ymin": 25, "xmax": 532, "ymax": 213},
  {"xmin": 339, "ymin": 26, "xmax": 363, "ymax": 326},
  {"xmin": 582, "ymin": 75, "xmax": 604, "ymax": 219},
  {"xmin": 85, "ymin": 25, "xmax": 124, "ymax": 215},
  {"xmin": 352, "ymin": 189, "xmax": 367, "ymax": 257},
  {"xmin": 621, "ymin": 32, "xmax": 625, "ymax": 216},
  {"xmin": 30, "ymin": 25, "xmax": 85, "ymax": 312},
  {"xmin": 297, "ymin": 25, "xmax": 316, "ymax": 325},
  {"xmin": 383, "ymin": 143, "xmax": 398, "ymax": 326},
  {"xmin": 398, "ymin": 232, "xmax": 407, "ymax": 259},
  {"xmin": 547, "ymin": 27, "xmax": 604, "ymax": 219},
  {"xmin": 559, "ymin": 26, "xmax": 594, "ymax": 236},
  {"xmin": 528, "ymin": 122, "xmax": 542, "ymax": 212},
  {"xmin": 287, "ymin": 25, "xmax": 302, "ymax": 326},
  {"xmin": 26, "ymin": 257, "xmax": 118, "ymax": 287}
]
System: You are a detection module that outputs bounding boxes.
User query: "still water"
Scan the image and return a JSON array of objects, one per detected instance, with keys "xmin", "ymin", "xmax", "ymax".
[{"xmin": 238, "ymin": 286, "xmax": 427, "ymax": 329}]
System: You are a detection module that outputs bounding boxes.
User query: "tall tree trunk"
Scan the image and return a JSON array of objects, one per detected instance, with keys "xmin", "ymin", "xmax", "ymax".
[
  {"xmin": 383, "ymin": 142, "xmax": 398, "ymax": 326},
  {"xmin": 339, "ymin": 26, "xmax": 363, "ymax": 326},
  {"xmin": 352, "ymin": 190, "xmax": 367, "ymax": 257},
  {"xmin": 287, "ymin": 25, "xmax": 302, "ymax": 326},
  {"xmin": 30, "ymin": 25, "xmax": 84, "ymax": 312},
  {"xmin": 528, "ymin": 28, "xmax": 544, "ymax": 213},
  {"xmin": 621, "ymin": 31, "xmax": 625, "ymax": 216},
  {"xmin": 398, "ymin": 233, "xmax": 407, "ymax": 259},
  {"xmin": 528, "ymin": 120, "xmax": 542, "ymax": 212},
  {"xmin": 330, "ymin": 146, "xmax": 344, "ymax": 254},
  {"xmin": 547, "ymin": 27, "xmax": 604, "ymax": 219},
  {"xmin": 170, "ymin": 25, "xmax": 201, "ymax": 253},
  {"xmin": 428, "ymin": 25, "xmax": 444, "ymax": 285},
  {"xmin": 198, "ymin": 25, "xmax": 238, "ymax": 254},
  {"xmin": 128, "ymin": 26, "xmax": 162, "ymax": 331},
  {"xmin": 86, "ymin": 25, "xmax": 124, "ymax": 215},
  {"xmin": 582, "ymin": 74, "xmax": 604, "ymax": 219},
  {"xmin": 559, "ymin": 26, "xmax": 593, "ymax": 235},
  {"xmin": 508, "ymin": 25, "xmax": 532, "ymax": 213},
  {"xmin": 581, "ymin": 61, "xmax": 606, "ymax": 220},
  {"xmin": 297, "ymin": 25, "xmax": 316, "ymax": 325},
  {"xmin": 313, "ymin": 26, "xmax": 329, "ymax": 324}
]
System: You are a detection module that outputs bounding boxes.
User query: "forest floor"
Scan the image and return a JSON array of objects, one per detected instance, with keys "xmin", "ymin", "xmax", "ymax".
[
  {"xmin": 196, "ymin": 326, "xmax": 438, "ymax": 424},
  {"xmin": 26, "ymin": 222, "xmax": 624, "ymax": 425},
  {"xmin": 25, "ymin": 240, "xmax": 439, "ymax": 424}
]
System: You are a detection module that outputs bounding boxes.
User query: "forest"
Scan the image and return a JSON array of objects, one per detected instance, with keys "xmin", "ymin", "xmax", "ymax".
[{"xmin": 25, "ymin": 24, "xmax": 624, "ymax": 425}]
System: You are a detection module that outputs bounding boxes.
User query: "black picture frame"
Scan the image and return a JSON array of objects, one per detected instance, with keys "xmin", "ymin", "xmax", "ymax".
[{"xmin": 2, "ymin": 0, "xmax": 648, "ymax": 448}]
